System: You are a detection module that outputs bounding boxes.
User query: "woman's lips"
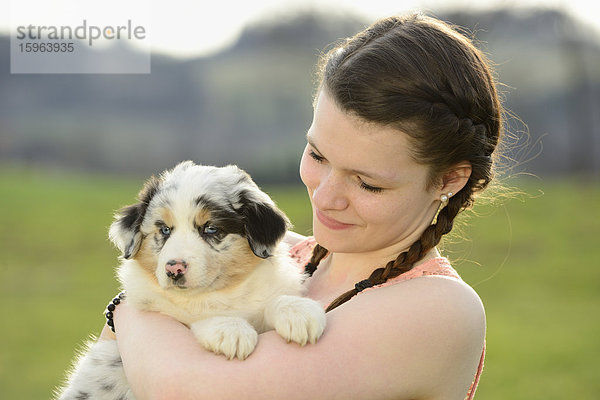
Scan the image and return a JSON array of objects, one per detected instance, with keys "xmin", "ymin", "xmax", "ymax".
[{"xmin": 315, "ymin": 209, "xmax": 355, "ymax": 230}]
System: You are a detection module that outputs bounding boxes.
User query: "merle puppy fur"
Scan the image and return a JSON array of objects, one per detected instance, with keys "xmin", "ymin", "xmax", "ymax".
[{"xmin": 55, "ymin": 161, "xmax": 326, "ymax": 400}]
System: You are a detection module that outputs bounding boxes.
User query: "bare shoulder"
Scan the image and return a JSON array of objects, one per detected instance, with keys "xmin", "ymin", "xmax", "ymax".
[
  {"xmin": 347, "ymin": 274, "xmax": 486, "ymax": 332},
  {"xmin": 386, "ymin": 275, "xmax": 487, "ymax": 331},
  {"xmin": 328, "ymin": 276, "xmax": 486, "ymax": 399}
]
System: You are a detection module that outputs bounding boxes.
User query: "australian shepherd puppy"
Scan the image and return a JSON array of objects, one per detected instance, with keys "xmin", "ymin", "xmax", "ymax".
[{"xmin": 56, "ymin": 161, "xmax": 326, "ymax": 400}]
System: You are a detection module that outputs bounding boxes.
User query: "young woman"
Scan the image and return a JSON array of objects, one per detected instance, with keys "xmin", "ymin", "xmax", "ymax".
[{"xmin": 102, "ymin": 13, "xmax": 503, "ymax": 399}]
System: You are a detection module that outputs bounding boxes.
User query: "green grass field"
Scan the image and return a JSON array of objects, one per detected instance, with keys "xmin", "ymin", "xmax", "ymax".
[{"xmin": 1, "ymin": 167, "xmax": 598, "ymax": 399}]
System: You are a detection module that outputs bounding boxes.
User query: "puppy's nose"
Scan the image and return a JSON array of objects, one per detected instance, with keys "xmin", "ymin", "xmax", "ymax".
[{"xmin": 166, "ymin": 259, "xmax": 188, "ymax": 281}]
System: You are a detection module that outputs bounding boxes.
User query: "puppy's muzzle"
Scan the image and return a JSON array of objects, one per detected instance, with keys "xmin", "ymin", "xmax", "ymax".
[{"xmin": 166, "ymin": 259, "xmax": 188, "ymax": 282}]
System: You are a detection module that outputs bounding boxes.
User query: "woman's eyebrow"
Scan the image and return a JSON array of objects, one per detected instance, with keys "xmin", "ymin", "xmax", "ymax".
[
  {"xmin": 306, "ymin": 134, "xmax": 394, "ymax": 183},
  {"xmin": 306, "ymin": 135, "xmax": 323, "ymax": 155}
]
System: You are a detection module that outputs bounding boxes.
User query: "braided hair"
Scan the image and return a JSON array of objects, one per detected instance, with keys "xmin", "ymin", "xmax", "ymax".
[{"xmin": 307, "ymin": 13, "xmax": 503, "ymax": 312}]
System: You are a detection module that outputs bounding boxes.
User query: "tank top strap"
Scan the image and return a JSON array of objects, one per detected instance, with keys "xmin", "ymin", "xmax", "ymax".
[
  {"xmin": 290, "ymin": 237, "xmax": 461, "ymax": 284},
  {"xmin": 358, "ymin": 256, "xmax": 462, "ymax": 295}
]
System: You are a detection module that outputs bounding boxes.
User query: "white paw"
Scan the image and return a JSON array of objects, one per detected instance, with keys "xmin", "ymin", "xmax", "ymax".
[
  {"xmin": 266, "ymin": 295, "xmax": 326, "ymax": 346},
  {"xmin": 191, "ymin": 316, "xmax": 258, "ymax": 360}
]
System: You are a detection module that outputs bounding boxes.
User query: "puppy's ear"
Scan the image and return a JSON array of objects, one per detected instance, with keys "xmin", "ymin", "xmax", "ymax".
[
  {"xmin": 239, "ymin": 191, "xmax": 290, "ymax": 259},
  {"xmin": 109, "ymin": 175, "xmax": 161, "ymax": 259}
]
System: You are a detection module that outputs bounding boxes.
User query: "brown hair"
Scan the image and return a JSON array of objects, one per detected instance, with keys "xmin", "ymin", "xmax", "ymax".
[{"xmin": 306, "ymin": 13, "xmax": 504, "ymax": 312}]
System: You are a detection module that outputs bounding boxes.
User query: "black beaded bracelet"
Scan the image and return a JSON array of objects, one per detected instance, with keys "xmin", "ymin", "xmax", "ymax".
[{"xmin": 105, "ymin": 291, "xmax": 126, "ymax": 333}]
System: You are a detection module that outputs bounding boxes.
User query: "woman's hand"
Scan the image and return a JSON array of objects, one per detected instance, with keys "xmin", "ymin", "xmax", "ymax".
[{"xmin": 99, "ymin": 323, "xmax": 116, "ymax": 340}]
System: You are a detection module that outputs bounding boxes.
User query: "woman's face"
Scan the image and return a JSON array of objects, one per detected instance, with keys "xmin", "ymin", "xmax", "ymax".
[{"xmin": 299, "ymin": 90, "xmax": 441, "ymax": 256}]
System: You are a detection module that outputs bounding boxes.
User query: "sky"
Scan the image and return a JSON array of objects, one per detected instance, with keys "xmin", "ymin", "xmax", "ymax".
[{"xmin": 3, "ymin": 0, "xmax": 599, "ymax": 58}]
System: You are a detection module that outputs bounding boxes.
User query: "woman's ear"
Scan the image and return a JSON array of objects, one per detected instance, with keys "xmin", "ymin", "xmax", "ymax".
[{"xmin": 439, "ymin": 161, "xmax": 472, "ymax": 197}]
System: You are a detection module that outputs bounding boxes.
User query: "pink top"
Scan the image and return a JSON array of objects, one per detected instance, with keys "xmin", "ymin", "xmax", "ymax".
[{"xmin": 290, "ymin": 237, "xmax": 485, "ymax": 400}]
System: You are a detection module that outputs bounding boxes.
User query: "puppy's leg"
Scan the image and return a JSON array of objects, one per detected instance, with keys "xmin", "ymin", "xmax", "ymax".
[
  {"xmin": 55, "ymin": 339, "xmax": 134, "ymax": 400},
  {"xmin": 264, "ymin": 295, "xmax": 326, "ymax": 346},
  {"xmin": 191, "ymin": 317, "xmax": 258, "ymax": 360}
]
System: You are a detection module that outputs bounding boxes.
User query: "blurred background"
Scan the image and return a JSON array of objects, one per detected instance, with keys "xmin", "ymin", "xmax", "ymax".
[{"xmin": 1, "ymin": 0, "xmax": 599, "ymax": 398}]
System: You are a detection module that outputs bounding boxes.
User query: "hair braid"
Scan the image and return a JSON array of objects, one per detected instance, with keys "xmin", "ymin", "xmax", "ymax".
[
  {"xmin": 304, "ymin": 191, "xmax": 468, "ymax": 313},
  {"xmin": 304, "ymin": 243, "xmax": 328, "ymax": 276}
]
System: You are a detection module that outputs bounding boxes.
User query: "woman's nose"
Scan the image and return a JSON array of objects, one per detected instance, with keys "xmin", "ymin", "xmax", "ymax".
[{"xmin": 311, "ymin": 172, "xmax": 349, "ymax": 211}]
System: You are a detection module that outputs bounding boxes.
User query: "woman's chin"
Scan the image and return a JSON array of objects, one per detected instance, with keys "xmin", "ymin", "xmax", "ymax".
[{"xmin": 313, "ymin": 224, "xmax": 358, "ymax": 253}]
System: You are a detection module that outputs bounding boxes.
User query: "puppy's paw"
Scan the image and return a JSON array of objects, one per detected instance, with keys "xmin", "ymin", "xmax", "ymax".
[
  {"xmin": 266, "ymin": 295, "xmax": 326, "ymax": 346},
  {"xmin": 191, "ymin": 316, "xmax": 258, "ymax": 360}
]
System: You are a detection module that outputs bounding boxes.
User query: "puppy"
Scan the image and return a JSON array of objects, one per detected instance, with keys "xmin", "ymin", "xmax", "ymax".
[{"xmin": 56, "ymin": 161, "xmax": 326, "ymax": 400}]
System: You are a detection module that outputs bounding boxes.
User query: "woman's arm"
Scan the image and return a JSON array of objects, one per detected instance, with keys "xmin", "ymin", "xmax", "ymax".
[
  {"xmin": 99, "ymin": 324, "xmax": 116, "ymax": 340},
  {"xmin": 113, "ymin": 276, "xmax": 485, "ymax": 400}
]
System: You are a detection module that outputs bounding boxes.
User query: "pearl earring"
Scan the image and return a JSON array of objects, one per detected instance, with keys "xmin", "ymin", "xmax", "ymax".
[
  {"xmin": 432, "ymin": 192, "xmax": 453, "ymax": 225},
  {"xmin": 440, "ymin": 192, "xmax": 453, "ymax": 203}
]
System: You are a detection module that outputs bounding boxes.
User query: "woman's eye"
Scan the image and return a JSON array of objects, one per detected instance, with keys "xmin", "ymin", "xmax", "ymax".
[
  {"xmin": 203, "ymin": 225, "xmax": 219, "ymax": 235},
  {"xmin": 308, "ymin": 150, "xmax": 325, "ymax": 163},
  {"xmin": 359, "ymin": 181, "xmax": 384, "ymax": 193},
  {"xmin": 160, "ymin": 226, "xmax": 171, "ymax": 236}
]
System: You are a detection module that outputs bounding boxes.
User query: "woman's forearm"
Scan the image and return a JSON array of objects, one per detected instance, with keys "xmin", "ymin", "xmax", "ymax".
[
  {"xmin": 114, "ymin": 302, "xmax": 200, "ymax": 399},
  {"xmin": 111, "ymin": 277, "xmax": 483, "ymax": 400},
  {"xmin": 112, "ymin": 300, "xmax": 329, "ymax": 400}
]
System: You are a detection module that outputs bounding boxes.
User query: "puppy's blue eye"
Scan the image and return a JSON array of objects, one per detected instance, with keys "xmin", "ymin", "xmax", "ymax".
[
  {"xmin": 203, "ymin": 225, "xmax": 219, "ymax": 235},
  {"xmin": 160, "ymin": 226, "xmax": 171, "ymax": 236}
]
